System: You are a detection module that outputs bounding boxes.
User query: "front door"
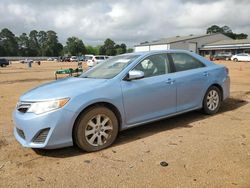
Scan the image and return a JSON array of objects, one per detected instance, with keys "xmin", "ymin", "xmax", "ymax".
[{"xmin": 121, "ymin": 53, "xmax": 176, "ymax": 126}]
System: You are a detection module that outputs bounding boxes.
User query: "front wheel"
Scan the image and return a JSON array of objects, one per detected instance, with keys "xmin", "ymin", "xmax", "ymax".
[
  {"xmin": 73, "ymin": 106, "xmax": 118, "ymax": 152},
  {"xmin": 202, "ymin": 86, "xmax": 222, "ymax": 115},
  {"xmin": 233, "ymin": 58, "xmax": 238, "ymax": 62}
]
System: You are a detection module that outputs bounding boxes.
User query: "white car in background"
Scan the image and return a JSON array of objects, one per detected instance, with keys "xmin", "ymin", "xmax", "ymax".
[
  {"xmin": 85, "ymin": 55, "xmax": 96, "ymax": 67},
  {"xmin": 86, "ymin": 55, "xmax": 110, "ymax": 67},
  {"xmin": 95, "ymin": 55, "xmax": 109, "ymax": 64},
  {"xmin": 70, "ymin": 56, "xmax": 78, "ymax": 62},
  {"xmin": 231, "ymin": 53, "xmax": 250, "ymax": 62}
]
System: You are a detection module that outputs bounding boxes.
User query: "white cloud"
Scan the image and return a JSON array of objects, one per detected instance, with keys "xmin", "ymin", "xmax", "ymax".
[
  {"xmin": 0, "ymin": 0, "xmax": 249, "ymax": 46},
  {"xmin": 54, "ymin": 10, "xmax": 76, "ymax": 28}
]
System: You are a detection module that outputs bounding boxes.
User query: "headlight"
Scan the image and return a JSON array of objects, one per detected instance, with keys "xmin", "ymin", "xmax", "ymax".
[{"xmin": 27, "ymin": 98, "xmax": 70, "ymax": 114}]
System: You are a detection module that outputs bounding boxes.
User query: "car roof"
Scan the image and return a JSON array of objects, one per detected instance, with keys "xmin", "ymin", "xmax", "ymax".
[{"xmin": 122, "ymin": 49, "xmax": 197, "ymax": 56}]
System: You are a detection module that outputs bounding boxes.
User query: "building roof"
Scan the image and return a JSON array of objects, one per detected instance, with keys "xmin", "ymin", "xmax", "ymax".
[
  {"xmin": 204, "ymin": 38, "xmax": 250, "ymax": 46},
  {"xmin": 201, "ymin": 38, "xmax": 250, "ymax": 50},
  {"xmin": 135, "ymin": 33, "xmax": 223, "ymax": 47}
]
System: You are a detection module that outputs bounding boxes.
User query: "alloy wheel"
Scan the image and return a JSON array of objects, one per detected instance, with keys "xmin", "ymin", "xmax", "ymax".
[
  {"xmin": 85, "ymin": 114, "xmax": 113, "ymax": 146},
  {"xmin": 206, "ymin": 90, "xmax": 219, "ymax": 111}
]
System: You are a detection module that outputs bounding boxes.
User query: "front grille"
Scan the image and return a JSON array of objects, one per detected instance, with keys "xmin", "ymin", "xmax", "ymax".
[
  {"xmin": 16, "ymin": 128, "xmax": 25, "ymax": 139},
  {"xmin": 32, "ymin": 128, "xmax": 50, "ymax": 143},
  {"xmin": 16, "ymin": 102, "xmax": 31, "ymax": 113}
]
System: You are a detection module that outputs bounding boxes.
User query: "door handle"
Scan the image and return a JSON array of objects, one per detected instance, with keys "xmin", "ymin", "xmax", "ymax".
[
  {"xmin": 165, "ymin": 78, "xmax": 175, "ymax": 85},
  {"xmin": 203, "ymin": 71, "xmax": 209, "ymax": 77}
]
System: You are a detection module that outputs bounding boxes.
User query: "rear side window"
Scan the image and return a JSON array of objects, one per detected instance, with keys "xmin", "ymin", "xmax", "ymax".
[
  {"xmin": 133, "ymin": 53, "xmax": 170, "ymax": 78},
  {"xmin": 170, "ymin": 53, "xmax": 205, "ymax": 72}
]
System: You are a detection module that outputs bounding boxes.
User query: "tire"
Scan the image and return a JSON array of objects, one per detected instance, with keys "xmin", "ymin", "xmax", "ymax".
[
  {"xmin": 73, "ymin": 106, "xmax": 118, "ymax": 152},
  {"xmin": 233, "ymin": 58, "xmax": 238, "ymax": 62},
  {"xmin": 202, "ymin": 86, "xmax": 222, "ymax": 115}
]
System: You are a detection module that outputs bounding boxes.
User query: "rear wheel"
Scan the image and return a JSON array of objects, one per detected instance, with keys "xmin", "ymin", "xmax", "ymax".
[
  {"xmin": 202, "ymin": 86, "xmax": 222, "ymax": 115},
  {"xmin": 73, "ymin": 106, "xmax": 118, "ymax": 152}
]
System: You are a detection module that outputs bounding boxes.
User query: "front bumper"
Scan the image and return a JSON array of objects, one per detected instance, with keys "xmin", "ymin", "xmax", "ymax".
[{"xmin": 13, "ymin": 108, "xmax": 76, "ymax": 149}]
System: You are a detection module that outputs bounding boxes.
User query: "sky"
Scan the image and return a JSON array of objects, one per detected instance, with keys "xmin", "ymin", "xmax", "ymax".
[{"xmin": 0, "ymin": 0, "xmax": 250, "ymax": 47}]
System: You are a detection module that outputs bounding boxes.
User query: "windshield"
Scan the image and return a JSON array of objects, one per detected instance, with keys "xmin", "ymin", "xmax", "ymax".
[{"xmin": 80, "ymin": 54, "xmax": 140, "ymax": 79}]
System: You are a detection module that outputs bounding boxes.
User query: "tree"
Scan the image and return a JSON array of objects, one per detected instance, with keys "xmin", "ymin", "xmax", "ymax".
[
  {"xmin": 120, "ymin": 43, "xmax": 127, "ymax": 54},
  {"xmin": 0, "ymin": 28, "xmax": 132, "ymax": 57},
  {"xmin": 127, "ymin": 48, "xmax": 134, "ymax": 53},
  {"xmin": 0, "ymin": 28, "xmax": 18, "ymax": 56},
  {"xmin": 0, "ymin": 43, "xmax": 5, "ymax": 56},
  {"xmin": 43, "ymin": 30, "xmax": 63, "ymax": 56},
  {"xmin": 99, "ymin": 45, "xmax": 106, "ymax": 55},
  {"xmin": 65, "ymin": 37, "xmax": 86, "ymax": 56},
  {"xmin": 0, "ymin": 34, "xmax": 6, "ymax": 56},
  {"xmin": 99, "ymin": 38, "xmax": 126, "ymax": 56},
  {"xmin": 17, "ymin": 33, "xmax": 30, "ymax": 56},
  {"xmin": 235, "ymin": 33, "xmax": 248, "ymax": 39},
  {"xmin": 116, "ymin": 47, "xmax": 123, "ymax": 55},
  {"xmin": 86, "ymin": 45, "xmax": 99, "ymax": 55},
  {"xmin": 28, "ymin": 30, "xmax": 40, "ymax": 56},
  {"xmin": 37, "ymin": 31, "xmax": 47, "ymax": 56},
  {"xmin": 206, "ymin": 25, "xmax": 248, "ymax": 39},
  {"xmin": 103, "ymin": 38, "xmax": 116, "ymax": 56},
  {"xmin": 115, "ymin": 44, "xmax": 123, "ymax": 55},
  {"xmin": 206, "ymin": 25, "xmax": 223, "ymax": 34},
  {"xmin": 221, "ymin": 26, "xmax": 233, "ymax": 34}
]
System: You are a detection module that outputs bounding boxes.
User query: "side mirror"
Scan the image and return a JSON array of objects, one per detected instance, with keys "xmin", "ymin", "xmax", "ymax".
[{"xmin": 125, "ymin": 70, "xmax": 144, "ymax": 81}]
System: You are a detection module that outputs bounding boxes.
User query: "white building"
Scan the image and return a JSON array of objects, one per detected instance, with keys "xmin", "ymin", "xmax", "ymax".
[{"xmin": 134, "ymin": 33, "xmax": 231, "ymax": 54}]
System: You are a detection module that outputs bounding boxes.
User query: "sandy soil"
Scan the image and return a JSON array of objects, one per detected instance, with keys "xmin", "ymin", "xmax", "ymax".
[{"xmin": 0, "ymin": 60, "xmax": 250, "ymax": 188}]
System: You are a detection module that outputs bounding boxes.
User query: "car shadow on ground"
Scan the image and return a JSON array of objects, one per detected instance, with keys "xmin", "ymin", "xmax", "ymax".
[{"xmin": 34, "ymin": 97, "xmax": 248, "ymax": 158}]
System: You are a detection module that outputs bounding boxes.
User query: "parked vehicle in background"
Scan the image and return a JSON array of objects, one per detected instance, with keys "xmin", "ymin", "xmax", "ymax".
[
  {"xmin": 13, "ymin": 50, "xmax": 230, "ymax": 152},
  {"xmin": 86, "ymin": 55, "xmax": 109, "ymax": 67},
  {"xmin": 70, "ymin": 56, "xmax": 78, "ymax": 62},
  {"xmin": 213, "ymin": 52, "xmax": 232, "ymax": 61},
  {"xmin": 78, "ymin": 56, "xmax": 85, "ymax": 61},
  {"xmin": 47, "ymin": 57, "xmax": 54, "ymax": 61},
  {"xmin": 95, "ymin": 55, "xmax": 109, "ymax": 64},
  {"xmin": 85, "ymin": 54, "xmax": 96, "ymax": 67},
  {"xmin": 61, "ymin": 57, "xmax": 71, "ymax": 62},
  {"xmin": 0, "ymin": 58, "xmax": 10, "ymax": 67},
  {"xmin": 231, "ymin": 53, "xmax": 250, "ymax": 62},
  {"xmin": 20, "ymin": 59, "xmax": 33, "ymax": 64}
]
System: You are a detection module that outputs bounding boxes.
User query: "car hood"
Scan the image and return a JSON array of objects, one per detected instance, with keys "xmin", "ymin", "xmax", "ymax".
[{"xmin": 20, "ymin": 77, "xmax": 108, "ymax": 101}]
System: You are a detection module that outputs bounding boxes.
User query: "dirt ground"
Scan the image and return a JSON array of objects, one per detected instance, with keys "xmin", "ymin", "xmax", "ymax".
[{"xmin": 0, "ymin": 60, "xmax": 250, "ymax": 188}]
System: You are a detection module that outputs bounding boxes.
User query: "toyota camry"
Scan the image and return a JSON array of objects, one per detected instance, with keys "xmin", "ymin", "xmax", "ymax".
[{"xmin": 13, "ymin": 50, "xmax": 230, "ymax": 151}]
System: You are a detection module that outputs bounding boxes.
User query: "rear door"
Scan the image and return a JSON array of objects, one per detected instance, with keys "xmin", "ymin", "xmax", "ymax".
[
  {"xmin": 121, "ymin": 53, "xmax": 176, "ymax": 125},
  {"xmin": 168, "ymin": 53, "xmax": 210, "ymax": 112}
]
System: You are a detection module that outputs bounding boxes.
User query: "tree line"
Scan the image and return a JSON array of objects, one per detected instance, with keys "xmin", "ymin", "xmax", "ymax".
[
  {"xmin": 0, "ymin": 28, "xmax": 133, "ymax": 57},
  {"xmin": 206, "ymin": 25, "xmax": 248, "ymax": 39},
  {"xmin": 0, "ymin": 26, "xmax": 248, "ymax": 57}
]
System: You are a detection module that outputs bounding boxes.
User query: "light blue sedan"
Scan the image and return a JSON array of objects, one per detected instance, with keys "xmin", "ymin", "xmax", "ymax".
[{"xmin": 13, "ymin": 50, "xmax": 230, "ymax": 151}]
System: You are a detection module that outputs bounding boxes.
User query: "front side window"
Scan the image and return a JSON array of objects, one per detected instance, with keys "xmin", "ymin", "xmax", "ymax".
[
  {"xmin": 170, "ymin": 53, "xmax": 205, "ymax": 72},
  {"xmin": 133, "ymin": 54, "xmax": 170, "ymax": 78}
]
